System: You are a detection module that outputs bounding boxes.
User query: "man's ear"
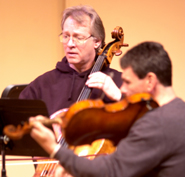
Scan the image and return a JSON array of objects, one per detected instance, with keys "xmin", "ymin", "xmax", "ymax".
[
  {"xmin": 146, "ymin": 72, "xmax": 157, "ymax": 92},
  {"xmin": 94, "ymin": 38, "xmax": 101, "ymax": 49}
]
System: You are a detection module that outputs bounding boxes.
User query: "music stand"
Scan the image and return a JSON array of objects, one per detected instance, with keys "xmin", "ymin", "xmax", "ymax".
[{"xmin": 0, "ymin": 99, "xmax": 51, "ymax": 177}]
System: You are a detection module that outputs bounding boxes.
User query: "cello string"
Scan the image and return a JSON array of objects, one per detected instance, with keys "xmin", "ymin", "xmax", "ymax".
[
  {"xmin": 43, "ymin": 133, "xmax": 68, "ymax": 175},
  {"xmin": 80, "ymin": 56, "xmax": 110, "ymax": 101},
  {"xmin": 91, "ymin": 55, "xmax": 105, "ymax": 73},
  {"xmin": 2, "ymin": 153, "xmax": 106, "ymax": 166},
  {"xmin": 77, "ymin": 55, "xmax": 105, "ymax": 101},
  {"xmin": 47, "ymin": 162, "xmax": 58, "ymax": 176},
  {"xmin": 41, "ymin": 162, "xmax": 53, "ymax": 176}
]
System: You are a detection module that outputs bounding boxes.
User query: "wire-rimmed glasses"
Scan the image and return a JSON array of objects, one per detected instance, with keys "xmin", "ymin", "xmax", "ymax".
[{"xmin": 59, "ymin": 33, "xmax": 93, "ymax": 45}]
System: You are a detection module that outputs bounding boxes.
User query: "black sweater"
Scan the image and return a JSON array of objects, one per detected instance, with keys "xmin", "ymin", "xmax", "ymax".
[{"xmin": 19, "ymin": 57, "xmax": 122, "ymax": 116}]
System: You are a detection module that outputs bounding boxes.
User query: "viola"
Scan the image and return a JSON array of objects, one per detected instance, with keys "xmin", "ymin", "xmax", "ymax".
[
  {"xmin": 61, "ymin": 92, "xmax": 158, "ymax": 146},
  {"xmin": 3, "ymin": 93, "xmax": 158, "ymax": 145}
]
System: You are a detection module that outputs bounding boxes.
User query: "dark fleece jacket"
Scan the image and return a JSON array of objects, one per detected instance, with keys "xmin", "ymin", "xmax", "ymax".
[{"xmin": 19, "ymin": 57, "xmax": 122, "ymax": 116}]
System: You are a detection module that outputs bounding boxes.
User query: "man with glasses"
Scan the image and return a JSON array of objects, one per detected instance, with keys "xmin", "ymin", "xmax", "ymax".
[
  {"xmin": 19, "ymin": 5, "xmax": 123, "ymax": 118},
  {"xmin": 19, "ymin": 7, "xmax": 123, "ymax": 175}
]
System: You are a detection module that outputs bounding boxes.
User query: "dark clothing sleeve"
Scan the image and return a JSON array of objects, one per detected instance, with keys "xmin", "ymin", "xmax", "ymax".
[{"xmin": 54, "ymin": 98, "xmax": 185, "ymax": 177}]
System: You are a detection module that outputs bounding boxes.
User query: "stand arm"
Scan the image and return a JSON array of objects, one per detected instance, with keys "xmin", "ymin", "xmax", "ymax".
[{"xmin": 1, "ymin": 135, "xmax": 9, "ymax": 177}]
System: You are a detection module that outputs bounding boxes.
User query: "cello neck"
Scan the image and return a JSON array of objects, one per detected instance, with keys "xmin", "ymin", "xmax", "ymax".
[
  {"xmin": 76, "ymin": 55, "xmax": 106, "ymax": 102},
  {"xmin": 76, "ymin": 26, "xmax": 128, "ymax": 102}
]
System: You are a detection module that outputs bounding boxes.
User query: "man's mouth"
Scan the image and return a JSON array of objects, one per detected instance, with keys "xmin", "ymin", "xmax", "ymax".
[{"xmin": 67, "ymin": 52, "xmax": 78, "ymax": 57}]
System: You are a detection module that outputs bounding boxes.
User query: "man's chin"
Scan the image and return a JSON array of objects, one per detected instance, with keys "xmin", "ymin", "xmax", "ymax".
[{"xmin": 67, "ymin": 57, "xmax": 79, "ymax": 63}]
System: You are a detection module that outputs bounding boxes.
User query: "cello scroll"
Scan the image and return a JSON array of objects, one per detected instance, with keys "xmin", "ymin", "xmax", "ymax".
[{"xmin": 98, "ymin": 26, "xmax": 128, "ymax": 64}]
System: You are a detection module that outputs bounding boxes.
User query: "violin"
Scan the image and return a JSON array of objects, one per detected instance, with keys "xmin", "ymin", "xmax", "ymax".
[{"xmin": 3, "ymin": 93, "xmax": 158, "ymax": 146}]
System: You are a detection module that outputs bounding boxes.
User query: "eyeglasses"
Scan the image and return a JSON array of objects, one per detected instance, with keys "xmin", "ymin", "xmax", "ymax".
[{"xmin": 59, "ymin": 33, "xmax": 93, "ymax": 45}]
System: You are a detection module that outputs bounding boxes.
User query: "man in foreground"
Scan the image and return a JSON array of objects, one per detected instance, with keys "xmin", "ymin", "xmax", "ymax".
[{"xmin": 29, "ymin": 41, "xmax": 185, "ymax": 177}]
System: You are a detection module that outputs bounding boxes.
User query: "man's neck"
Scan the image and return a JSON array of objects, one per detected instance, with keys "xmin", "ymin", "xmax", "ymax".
[
  {"xmin": 69, "ymin": 61, "xmax": 95, "ymax": 73},
  {"xmin": 153, "ymin": 85, "xmax": 176, "ymax": 106}
]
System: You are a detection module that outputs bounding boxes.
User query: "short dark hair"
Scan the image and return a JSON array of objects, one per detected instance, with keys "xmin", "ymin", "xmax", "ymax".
[{"xmin": 120, "ymin": 41, "xmax": 172, "ymax": 86}]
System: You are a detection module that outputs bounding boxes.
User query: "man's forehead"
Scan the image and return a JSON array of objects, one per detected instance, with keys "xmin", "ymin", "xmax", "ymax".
[
  {"xmin": 121, "ymin": 67, "xmax": 138, "ymax": 81},
  {"xmin": 122, "ymin": 67, "xmax": 133, "ymax": 75},
  {"xmin": 64, "ymin": 15, "xmax": 91, "ymax": 26},
  {"xmin": 63, "ymin": 16, "xmax": 91, "ymax": 34}
]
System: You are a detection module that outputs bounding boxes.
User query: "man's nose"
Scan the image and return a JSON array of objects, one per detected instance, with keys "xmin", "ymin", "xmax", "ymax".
[
  {"xmin": 67, "ymin": 37, "xmax": 76, "ymax": 46},
  {"xmin": 120, "ymin": 84, "xmax": 127, "ymax": 95}
]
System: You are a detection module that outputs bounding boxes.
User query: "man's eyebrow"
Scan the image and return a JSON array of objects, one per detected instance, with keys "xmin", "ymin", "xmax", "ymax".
[
  {"xmin": 122, "ymin": 77, "xmax": 130, "ymax": 83},
  {"xmin": 62, "ymin": 32, "xmax": 85, "ymax": 37}
]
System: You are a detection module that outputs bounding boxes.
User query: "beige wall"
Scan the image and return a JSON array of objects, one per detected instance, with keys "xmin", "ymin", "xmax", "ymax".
[
  {"xmin": 0, "ymin": 0, "xmax": 65, "ymax": 95},
  {"xmin": 0, "ymin": 0, "xmax": 185, "ymax": 176},
  {"xmin": 66, "ymin": 0, "xmax": 185, "ymax": 100},
  {"xmin": 0, "ymin": 1, "xmax": 65, "ymax": 177},
  {"xmin": 1, "ymin": 0, "xmax": 185, "ymax": 100}
]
